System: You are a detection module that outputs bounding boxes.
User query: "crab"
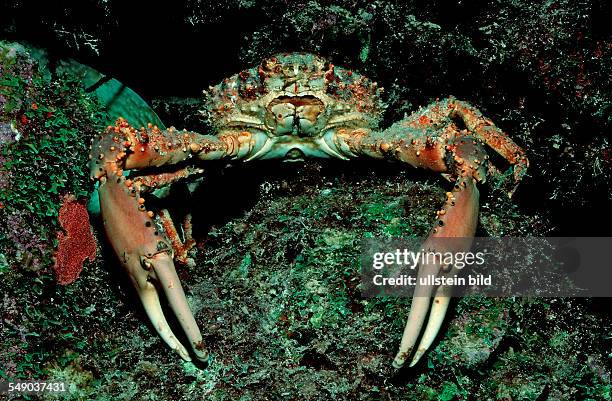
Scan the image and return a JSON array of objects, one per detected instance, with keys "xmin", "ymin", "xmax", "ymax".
[{"xmin": 89, "ymin": 53, "xmax": 528, "ymax": 368}]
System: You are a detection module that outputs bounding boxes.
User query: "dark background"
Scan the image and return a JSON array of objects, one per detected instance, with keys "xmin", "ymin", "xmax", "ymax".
[{"xmin": 2, "ymin": 0, "xmax": 611, "ymax": 236}]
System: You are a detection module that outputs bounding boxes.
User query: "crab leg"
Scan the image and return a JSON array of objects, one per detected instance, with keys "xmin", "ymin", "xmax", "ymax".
[
  {"xmin": 156, "ymin": 209, "xmax": 197, "ymax": 266},
  {"xmin": 406, "ymin": 178, "xmax": 478, "ymax": 367},
  {"xmin": 402, "ymin": 97, "xmax": 529, "ymax": 195},
  {"xmin": 95, "ymin": 174, "xmax": 205, "ymax": 360},
  {"xmin": 96, "ymin": 175, "xmax": 209, "ymax": 361},
  {"xmin": 90, "ymin": 118, "xmax": 256, "ymax": 361},
  {"xmin": 407, "ymin": 183, "xmax": 483, "ymax": 367},
  {"xmin": 334, "ymin": 98, "xmax": 525, "ymax": 367}
]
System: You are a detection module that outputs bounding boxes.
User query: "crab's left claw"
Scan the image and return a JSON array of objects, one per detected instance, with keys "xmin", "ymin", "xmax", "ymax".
[
  {"xmin": 89, "ymin": 118, "xmax": 261, "ymax": 363},
  {"xmin": 392, "ymin": 176, "xmax": 479, "ymax": 369},
  {"xmin": 334, "ymin": 97, "xmax": 527, "ymax": 368},
  {"xmin": 134, "ymin": 269, "xmax": 192, "ymax": 361},
  {"xmin": 407, "ymin": 287, "xmax": 452, "ymax": 367}
]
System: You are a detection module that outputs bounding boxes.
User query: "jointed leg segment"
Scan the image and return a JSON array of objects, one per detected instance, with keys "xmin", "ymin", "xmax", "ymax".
[{"xmin": 393, "ymin": 177, "xmax": 479, "ymax": 368}]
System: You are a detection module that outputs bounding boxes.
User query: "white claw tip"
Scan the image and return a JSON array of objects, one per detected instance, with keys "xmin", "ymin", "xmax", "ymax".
[
  {"xmin": 193, "ymin": 343, "xmax": 209, "ymax": 363},
  {"xmin": 408, "ymin": 352, "xmax": 424, "ymax": 367},
  {"xmin": 409, "ymin": 346, "xmax": 429, "ymax": 367},
  {"xmin": 178, "ymin": 350, "xmax": 192, "ymax": 362},
  {"xmin": 195, "ymin": 351, "xmax": 209, "ymax": 363}
]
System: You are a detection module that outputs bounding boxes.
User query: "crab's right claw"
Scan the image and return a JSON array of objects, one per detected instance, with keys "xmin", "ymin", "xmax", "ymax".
[
  {"xmin": 97, "ymin": 175, "xmax": 208, "ymax": 363},
  {"xmin": 138, "ymin": 252, "xmax": 209, "ymax": 362},
  {"xmin": 135, "ymin": 274, "xmax": 192, "ymax": 361}
]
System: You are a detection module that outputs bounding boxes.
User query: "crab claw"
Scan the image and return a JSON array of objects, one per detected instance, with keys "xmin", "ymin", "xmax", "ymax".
[
  {"xmin": 408, "ymin": 285, "xmax": 452, "ymax": 367},
  {"xmin": 97, "ymin": 175, "xmax": 208, "ymax": 363},
  {"xmin": 140, "ymin": 252, "xmax": 209, "ymax": 362},
  {"xmin": 392, "ymin": 176, "xmax": 479, "ymax": 368},
  {"xmin": 135, "ymin": 272, "xmax": 192, "ymax": 361}
]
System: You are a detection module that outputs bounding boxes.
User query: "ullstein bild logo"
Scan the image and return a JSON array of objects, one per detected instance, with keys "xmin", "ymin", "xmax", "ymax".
[{"xmin": 360, "ymin": 237, "xmax": 612, "ymax": 298}]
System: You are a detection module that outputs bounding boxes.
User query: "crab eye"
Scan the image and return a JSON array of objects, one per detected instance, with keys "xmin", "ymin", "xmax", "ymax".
[{"xmin": 309, "ymin": 77, "xmax": 324, "ymax": 90}]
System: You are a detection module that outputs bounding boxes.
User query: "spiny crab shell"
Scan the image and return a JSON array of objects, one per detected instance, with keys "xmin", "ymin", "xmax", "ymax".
[{"xmin": 202, "ymin": 53, "xmax": 384, "ymax": 160}]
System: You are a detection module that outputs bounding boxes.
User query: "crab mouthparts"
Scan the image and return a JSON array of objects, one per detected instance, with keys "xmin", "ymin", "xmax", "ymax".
[
  {"xmin": 284, "ymin": 147, "xmax": 305, "ymax": 161},
  {"xmin": 268, "ymin": 95, "xmax": 324, "ymax": 137}
]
